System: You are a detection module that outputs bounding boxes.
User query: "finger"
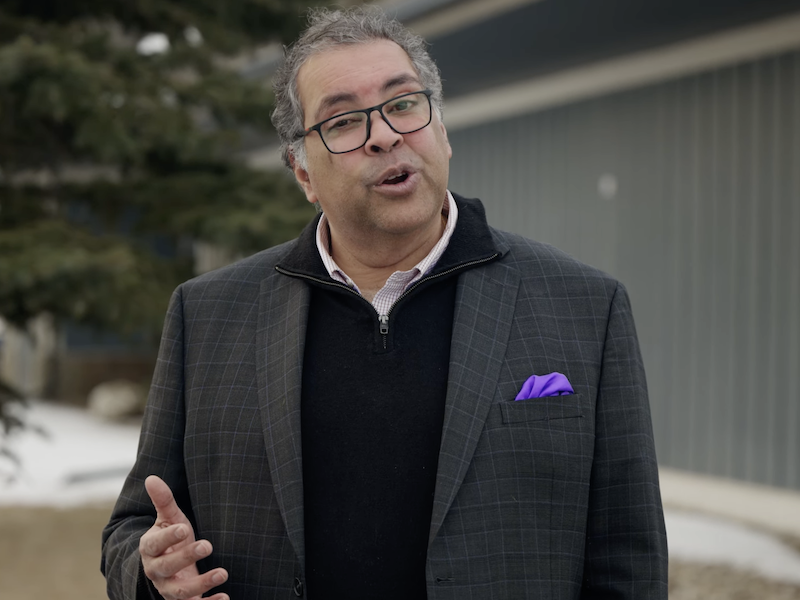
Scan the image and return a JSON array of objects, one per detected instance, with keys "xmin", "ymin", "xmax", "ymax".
[
  {"xmin": 145, "ymin": 475, "xmax": 189, "ymax": 525},
  {"xmin": 140, "ymin": 523, "xmax": 191, "ymax": 559},
  {"xmin": 146, "ymin": 539, "xmax": 213, "ymax": 580},
  {"xmin": 161, "ymin": 568, "xmax": 229, "ymax": 600}
]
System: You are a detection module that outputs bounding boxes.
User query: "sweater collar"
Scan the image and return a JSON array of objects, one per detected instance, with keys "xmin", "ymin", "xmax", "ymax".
[{"xmin": 275, "ymin": 192, "xmax": 503, "ymax": 281}]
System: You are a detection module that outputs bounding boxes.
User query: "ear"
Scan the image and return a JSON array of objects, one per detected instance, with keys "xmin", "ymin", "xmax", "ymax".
[
  {"xmin": 439, "ymin": 121, "xmax": 453, "ymax": 159},
  {"xmin": 290, "ymin": 153, "xmax": 319, "ymax": 205}
]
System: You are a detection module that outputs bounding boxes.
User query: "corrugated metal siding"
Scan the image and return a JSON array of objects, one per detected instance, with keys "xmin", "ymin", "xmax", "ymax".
[{"xmin": 447, "ymin": 50, "xmax": 800, "ymax": 490}]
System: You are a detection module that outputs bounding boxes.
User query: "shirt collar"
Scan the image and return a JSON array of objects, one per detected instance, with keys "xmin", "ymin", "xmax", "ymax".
[{"xmin": 315, "ymin": 190, "xmax": 459, "ymax": 293}]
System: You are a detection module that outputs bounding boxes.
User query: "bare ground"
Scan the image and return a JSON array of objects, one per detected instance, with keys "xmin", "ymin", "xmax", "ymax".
[
  {"xmin": 1, "ymin": 504, "xmax": 799, "ymax": 600},
  {"xmin": 670, "ymin": 562, "xmax": 800, "ymax": 600},
  {"xmin": 0, "ymin": 504, "xmax": 112, "ymax": 600}
]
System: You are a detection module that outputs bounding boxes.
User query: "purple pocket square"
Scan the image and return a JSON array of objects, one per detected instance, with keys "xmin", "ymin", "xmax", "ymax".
[{"xmin": 515, "ymin": 372, "xmax": 574, "ymax": 400}]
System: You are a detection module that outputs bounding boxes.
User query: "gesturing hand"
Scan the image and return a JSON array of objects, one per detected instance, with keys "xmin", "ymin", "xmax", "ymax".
[{"xmin": 139, "ymin": 475, "xmax": 229, "ymax": 600}]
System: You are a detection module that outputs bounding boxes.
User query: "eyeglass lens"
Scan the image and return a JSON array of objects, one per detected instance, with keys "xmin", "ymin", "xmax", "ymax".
[{"xmin": 320, "ymin": 92, "xmax": 431, "ymax": 153}]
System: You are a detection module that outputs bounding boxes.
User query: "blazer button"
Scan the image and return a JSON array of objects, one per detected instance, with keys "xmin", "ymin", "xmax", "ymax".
[{"xmin": 293, "ymin": 576, "xmax": 304, "ymax": 597}]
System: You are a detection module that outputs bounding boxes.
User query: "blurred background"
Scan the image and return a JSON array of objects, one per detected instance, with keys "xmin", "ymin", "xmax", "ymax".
[{"xmin": 1, "ymin": 0, "xmax": 799, "ymax": 598}]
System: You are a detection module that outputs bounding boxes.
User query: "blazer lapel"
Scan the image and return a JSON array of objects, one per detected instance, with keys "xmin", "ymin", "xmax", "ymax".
[
  {"xmin": 256, "ymin": 272, "xmax": 310, "ymax": 571},
  {"xmin": 429, "ymin": 260, "xmax": 520, "ymax": 546}
]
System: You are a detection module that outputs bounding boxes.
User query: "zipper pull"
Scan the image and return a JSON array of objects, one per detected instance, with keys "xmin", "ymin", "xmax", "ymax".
[{"xmin": 378, "ymin": 314, "xmax": 389, "ymax": 335}]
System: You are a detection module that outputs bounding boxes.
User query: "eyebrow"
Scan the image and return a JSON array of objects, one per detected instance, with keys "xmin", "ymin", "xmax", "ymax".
[{"xmin": 312, "ymin": 73, "xmax": 422, "ymax": 122}]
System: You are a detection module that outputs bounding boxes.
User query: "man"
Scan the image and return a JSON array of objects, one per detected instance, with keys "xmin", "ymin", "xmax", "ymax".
[{"xmin": 102, "ymin": 6, "xmax": 668, "ymax": 599}]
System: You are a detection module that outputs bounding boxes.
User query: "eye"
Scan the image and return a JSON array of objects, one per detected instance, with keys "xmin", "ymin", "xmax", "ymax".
[
  {"xmin": 323, "ymin": 113, "xmax": 365, "ymax": 134},
  {"xmin": 386, "ymin": 98, "xmax": 417, "ymax": 114}
]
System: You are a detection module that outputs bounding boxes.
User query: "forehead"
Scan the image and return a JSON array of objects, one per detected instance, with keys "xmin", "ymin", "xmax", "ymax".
[{"xmin": 296, "ymin": 40, "xmax": 420, "ymax": 122}]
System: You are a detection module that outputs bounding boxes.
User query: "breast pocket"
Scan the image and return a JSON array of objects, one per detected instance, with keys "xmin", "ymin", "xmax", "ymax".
[
  {"xmin": 475, "ymin": 394, "xmax": 594, "ymax": 491},
  {"xmin": 499, "ymin": 394, "xmax": 585, "ymax": 424}
]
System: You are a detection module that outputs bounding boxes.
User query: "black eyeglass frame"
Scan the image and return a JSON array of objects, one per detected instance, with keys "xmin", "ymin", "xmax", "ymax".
[{"xmin": 300, "ymin": 89, "xmax": 434, "ymax": 155}]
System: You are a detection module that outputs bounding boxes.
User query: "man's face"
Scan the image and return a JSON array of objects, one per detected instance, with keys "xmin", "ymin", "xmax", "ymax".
[{"xmin": 292, "ymin": 40, "xmax": 452, "ymax": 248}]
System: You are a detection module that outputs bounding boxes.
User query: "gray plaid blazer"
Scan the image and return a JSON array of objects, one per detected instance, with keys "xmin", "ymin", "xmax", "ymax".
[{"xmin": 102, "ymin": 196, "xmax": 668, "ymax": 599}]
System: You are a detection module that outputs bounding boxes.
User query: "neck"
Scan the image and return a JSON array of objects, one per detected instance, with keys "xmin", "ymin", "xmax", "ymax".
[{"xmin": 329, "ymin": 213, "xmax": 447, "ymax": 299}]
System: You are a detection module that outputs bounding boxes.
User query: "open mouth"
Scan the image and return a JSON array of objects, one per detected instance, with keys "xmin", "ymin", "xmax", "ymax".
[{"xmin": 382, "ymin": 172, "xmax": 409, "ymax": 185}]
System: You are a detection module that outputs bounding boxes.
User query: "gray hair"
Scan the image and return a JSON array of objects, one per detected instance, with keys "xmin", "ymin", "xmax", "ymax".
[{"xmin": 271, "ymin": 5, "xmax": 444, "ymax": 171}]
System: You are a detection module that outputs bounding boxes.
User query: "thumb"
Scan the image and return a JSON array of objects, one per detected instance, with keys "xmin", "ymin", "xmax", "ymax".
[{"xmin": 145, "ymin": 475, "xmax": 189, "ymax": 526}]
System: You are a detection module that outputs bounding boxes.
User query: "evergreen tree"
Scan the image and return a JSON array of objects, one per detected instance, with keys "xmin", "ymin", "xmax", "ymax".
[{"xmin": 0, "ymin": 0, "xmax": 322, "ymax": 450}]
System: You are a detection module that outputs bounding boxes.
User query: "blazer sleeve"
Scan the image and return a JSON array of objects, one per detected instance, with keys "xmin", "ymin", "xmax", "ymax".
[
  {"xmin": 101, "ymin": 286, "xmax": 194, "ymax": 600},
  {"xmin": 581, "ymin": 282, "xmax": 669, "ymax": 598}
]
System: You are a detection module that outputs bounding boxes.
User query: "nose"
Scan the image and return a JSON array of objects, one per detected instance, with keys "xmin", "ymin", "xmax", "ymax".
[{"xmin": 364, "ymin": 109, "xmax": 403, "ymax": 155}]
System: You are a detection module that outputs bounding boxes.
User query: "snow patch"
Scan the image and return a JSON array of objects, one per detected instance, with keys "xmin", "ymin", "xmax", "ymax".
[{"xmin": 0, "ymin": 401, "xmax": 140, "ymax": 507}]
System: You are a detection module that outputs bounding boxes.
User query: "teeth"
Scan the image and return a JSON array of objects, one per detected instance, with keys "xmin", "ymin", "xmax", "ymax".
[{"xmin": 384, "ymin": 172, "xmax": 407, "ymax": 183}]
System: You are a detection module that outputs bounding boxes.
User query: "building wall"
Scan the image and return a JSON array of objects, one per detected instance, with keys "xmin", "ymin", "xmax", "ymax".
[{"xmin": 447, "ymin": 49, "xmax": 800, "ymax": 490}]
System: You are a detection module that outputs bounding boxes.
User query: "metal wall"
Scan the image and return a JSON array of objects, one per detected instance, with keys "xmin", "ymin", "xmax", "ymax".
[{"xmin": 447, "ymin": 50, "xmax": 800, "ymax": 490}]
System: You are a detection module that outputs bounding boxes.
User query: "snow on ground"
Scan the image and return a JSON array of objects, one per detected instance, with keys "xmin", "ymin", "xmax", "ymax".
[
  {"xmin": 666, "ymin": 510, "xmax": 800, "ymax": 584},
  {"xmin": 3, "ymin": 401, "xmax": 800, "ymax": 584},
  {"xmin": 0, "ymin": 400, "xmax": 140, "ymax": 507}
]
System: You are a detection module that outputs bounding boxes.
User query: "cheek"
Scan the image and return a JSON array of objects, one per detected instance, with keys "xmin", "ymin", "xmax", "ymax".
[
  {"xmin": 306, "ymin": 159, "xmax": 362, "ymax": 210},
  {"xmin": 306, "ymin": 154, "xmax": 338, "ymax": 188},
  {"xmin": 427, "ymin": 130, "xmax": 452, "ymax": 165}
]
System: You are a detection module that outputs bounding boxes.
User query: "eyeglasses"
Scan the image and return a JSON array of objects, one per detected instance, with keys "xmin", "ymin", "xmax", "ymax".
[{"xmin": 301, "ymin": 90, "xmax": 433, "ymax": 154}]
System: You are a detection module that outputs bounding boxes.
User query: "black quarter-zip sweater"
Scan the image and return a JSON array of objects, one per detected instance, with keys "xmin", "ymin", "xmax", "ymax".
[{"xmin": 275, "ymin": 196, "xmax": 500, "ymax": 600}]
